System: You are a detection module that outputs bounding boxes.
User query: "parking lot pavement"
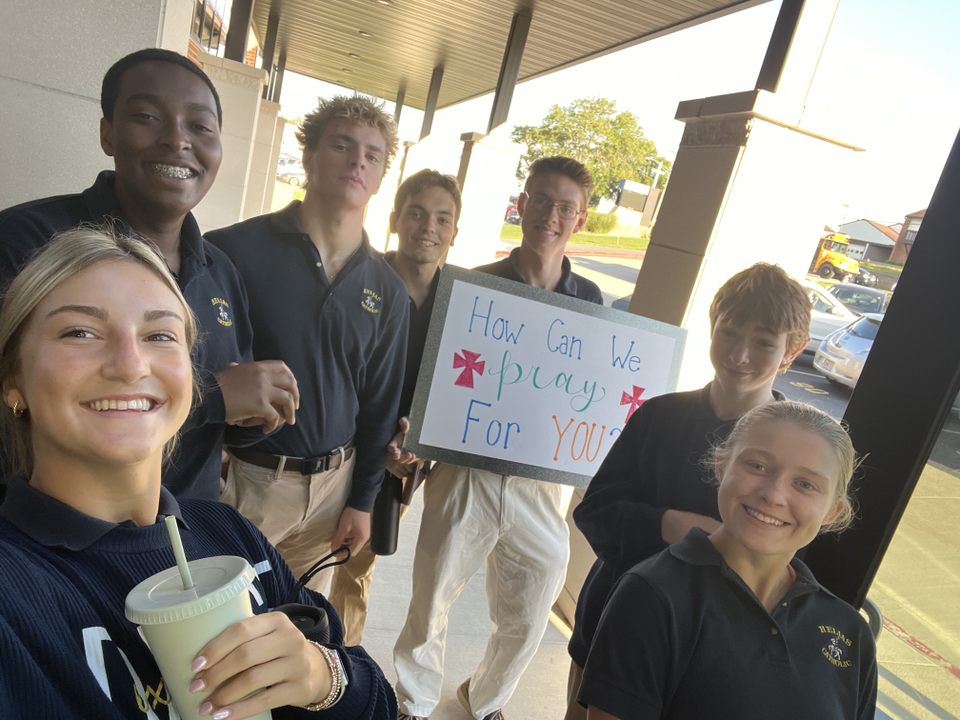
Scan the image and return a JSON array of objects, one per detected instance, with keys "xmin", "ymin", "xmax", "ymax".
[
  {"xmin": 568, "ymin": 255, "xmax": 643, "ymax": 307},
  {"xmin": 776, "ymin": 354, "xmax": 852, "ymax": 419},
  {"xmin": 872, "ymin": 460, "xmax": 960, "ymax": 718}
]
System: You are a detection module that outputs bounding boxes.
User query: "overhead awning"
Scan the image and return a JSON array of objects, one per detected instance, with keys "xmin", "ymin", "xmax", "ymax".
[{"xmin": 251, "ymin": 0, "xmax": 769, "ymax": 109}]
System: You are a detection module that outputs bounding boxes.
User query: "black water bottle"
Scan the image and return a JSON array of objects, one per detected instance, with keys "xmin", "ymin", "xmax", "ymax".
[
  {"xmin": 370, "ymin": 473, "xmax": 403, "ymax": 555},
  {"xmin": 274, "ymin": 603, "xmax": 330, "ymax": 643}
]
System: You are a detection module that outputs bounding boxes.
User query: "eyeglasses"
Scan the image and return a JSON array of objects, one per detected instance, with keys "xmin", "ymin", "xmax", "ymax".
[{"xmin": 521, "ymin": 192, "xmax": 582, "ymax": 220}]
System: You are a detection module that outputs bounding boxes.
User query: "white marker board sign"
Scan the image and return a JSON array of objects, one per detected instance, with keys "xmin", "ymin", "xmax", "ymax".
[{"xmin": 406, "ymin": 265, "xmax": 686, "ymax": 487}]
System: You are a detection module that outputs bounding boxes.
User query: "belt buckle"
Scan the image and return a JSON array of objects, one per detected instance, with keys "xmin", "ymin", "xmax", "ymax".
[
  {"xmin": 300, "ymin": 457, "xmax": 323, "ymax": 475},
  {"xmin": 329, "ymin": 445, "xmax": 346, "ymax": 471}
]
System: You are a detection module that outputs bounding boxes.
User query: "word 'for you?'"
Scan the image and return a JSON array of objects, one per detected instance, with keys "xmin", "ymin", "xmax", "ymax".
[{"xmin": 455, "ymin": 296, "xmax": 649, "ymax": 462}]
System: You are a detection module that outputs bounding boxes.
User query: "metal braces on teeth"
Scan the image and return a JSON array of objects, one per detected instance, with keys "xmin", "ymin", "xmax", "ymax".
[{"xmin": 153, "ymin": 164, "xmax": 194, "ymax": 179}]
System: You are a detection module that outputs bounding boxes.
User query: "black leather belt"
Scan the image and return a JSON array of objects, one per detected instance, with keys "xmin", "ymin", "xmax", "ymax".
[{"xmin": 230, "ymin": 442, "xmax": 355, "ymax": 475}]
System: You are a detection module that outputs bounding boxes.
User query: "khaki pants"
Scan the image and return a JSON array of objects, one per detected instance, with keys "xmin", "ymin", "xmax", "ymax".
[
  {"xmin": 329, "ymin": 501, "xmax": 410, "ymax": 646},
  {"xmin": 328, "ymin": 540, "xmax": 377, "ymax": 645},
  {"xmin": 564, "ymin": 660, "xmax": 588, "ymax": 720},
  {"xmin": 393, "ymin": 464, "xmax": 570, "ymax": 719},
  {"xmin": 221, "ymin": 453, "xmax": 354, "ymax": 595}
]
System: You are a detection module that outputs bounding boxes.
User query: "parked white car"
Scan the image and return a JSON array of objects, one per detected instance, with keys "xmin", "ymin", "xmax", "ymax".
[
  {"xmin": 813, "ymin": 313, "xmax": 884, "ymax": 388},
  {"xmin": 801, "ymin": 279, "xmax": 858, "ymax": 354},
  {"xmin": 277, "ymin": 165, "xmax": 306, "ymax": 186},
  {"xmin": 827, "ymin": 283, "xmax": 891, "ymax": 316}
]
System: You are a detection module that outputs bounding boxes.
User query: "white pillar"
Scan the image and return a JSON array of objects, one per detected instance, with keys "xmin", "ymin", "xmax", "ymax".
[
  {"xmin": 634, "ymin": 101, "xmax": 861, "ymax": 389},
  {"xmin": 193, "ymin": 53, "xmax": 268, "ymax": 232},
  {"xmin": 626, "ymin": 0, "xmax": 860, "ymax": 390},
  {"xmin": 261, "ymin": 113, "xmax": 287, "ymax": 214},
  {"xmin": 245, "ymin": 99, "xmax": 281, "ymax": 218},
  {"xmin": 0, "ymin": 0, "xmax": 194, "ymax": 206},
  {"xmin": 157, "ymin": 0, "xmax": 194, "ymax": 53},
  {"xmin": 448, "ymin": 127, "xmax": 526, "ymax": 269},
  {"xmin": 363, "ymin": 150, "xmax": 408, "ymax": 253}
]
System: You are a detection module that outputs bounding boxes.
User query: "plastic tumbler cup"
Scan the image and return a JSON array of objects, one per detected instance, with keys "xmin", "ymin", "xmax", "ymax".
[{"xmin": 125, "ymin": 555, "xmax": 272, "ymax": 720}]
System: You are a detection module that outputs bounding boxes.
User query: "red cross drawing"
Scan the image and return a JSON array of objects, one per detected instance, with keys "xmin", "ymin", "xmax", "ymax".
[
  {"xmin": 453, "ymin": 349, "xmax": 486, "ymax": 388},
  {"xmin": 620, "ymin": 385, "xmax": 646, "ymax": 423}
]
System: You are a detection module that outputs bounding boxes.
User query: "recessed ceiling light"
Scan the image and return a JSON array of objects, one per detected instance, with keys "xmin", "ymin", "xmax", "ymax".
[{"xmin": 358, "ymin": 30, "xmax": 372, "ymax": 38}]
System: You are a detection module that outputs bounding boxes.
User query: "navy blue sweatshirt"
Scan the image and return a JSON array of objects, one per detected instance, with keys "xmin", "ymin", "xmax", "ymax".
[
  {"xmin": 0, "ymin": 172, "xmax": 260, "ymax": 500},
  {"xmin": 207, "ymin": 203, "xmax": 409, "ymax": 511},
  {"xmin": 0, "ymin": 479, "xmax": 396, "ymax": 719}
]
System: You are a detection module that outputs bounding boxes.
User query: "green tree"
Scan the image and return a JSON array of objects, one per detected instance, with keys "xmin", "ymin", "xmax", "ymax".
[{"xmin": 512, "ymin": 98, "xmax": 671, "ymax": 206}]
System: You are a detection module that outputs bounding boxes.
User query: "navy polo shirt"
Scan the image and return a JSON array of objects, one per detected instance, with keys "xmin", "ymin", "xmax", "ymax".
[
  {"xmin": 384, "ymin": 251, "xmax": 440, "ymax": 417},
  {"xmin": 474, "ymin": 246, "xmax": 604, "ymax": 304},
  {"xmin": 579, "ymin": 529, "xmax": 877, "ymax": 720},
  {"xmin": 207, "ymin": 202, "xmax": 409, "ymax": 511},
  {"xmin": 0, "ymin": 171, "xmax": 257, "ymax": 500},
  {"xmin": 0, "ymin": 478, "xmax": 184, "ymax": 550}
]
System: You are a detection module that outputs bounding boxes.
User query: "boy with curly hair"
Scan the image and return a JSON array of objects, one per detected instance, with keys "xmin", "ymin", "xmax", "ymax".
[{"xmin": 208, "ymin": 95, "xmax": 409, "ymax": 598}]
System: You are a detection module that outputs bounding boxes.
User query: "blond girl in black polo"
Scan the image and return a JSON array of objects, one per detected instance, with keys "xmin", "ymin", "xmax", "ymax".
[{"xmin": 580, "ymin": 401, "xmax": 877, "ymax": 720}]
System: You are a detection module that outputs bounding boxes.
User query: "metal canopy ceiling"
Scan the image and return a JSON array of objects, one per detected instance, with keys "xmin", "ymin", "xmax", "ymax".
[{"xmin": 252, "ymin": 0, "xmax": 767, "ymax": 110}]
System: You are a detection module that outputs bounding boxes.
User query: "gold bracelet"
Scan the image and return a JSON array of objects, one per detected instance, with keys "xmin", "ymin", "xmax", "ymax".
[{"xmin": 302, "ymin": 641, "xmax": 347, "ymax": 711}]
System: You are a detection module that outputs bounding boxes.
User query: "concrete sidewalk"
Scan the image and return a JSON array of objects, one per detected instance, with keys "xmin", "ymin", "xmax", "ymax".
[{"xmin": 358, "ymin": 490, "xmax": 572, "ymax": 719}]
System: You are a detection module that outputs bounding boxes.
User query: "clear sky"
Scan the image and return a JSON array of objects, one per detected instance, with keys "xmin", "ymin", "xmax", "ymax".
[{"xmin": 279, "ymin": 0, "xmax": 959, "ymax": 225}]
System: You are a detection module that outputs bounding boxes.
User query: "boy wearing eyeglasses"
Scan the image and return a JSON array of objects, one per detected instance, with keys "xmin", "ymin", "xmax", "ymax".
[
  {"xmin": 476, "ymin": 157, "xmax": 603, "ymax": 300},
  {"xmin": 394, "ymin": 157, "xmax": 601, "ymax": 720}
]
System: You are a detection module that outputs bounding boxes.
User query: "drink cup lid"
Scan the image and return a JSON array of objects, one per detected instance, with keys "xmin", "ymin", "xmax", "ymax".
[{"xmin": 125, "ymin": 555, "xmax": 255, "ymax": 625}]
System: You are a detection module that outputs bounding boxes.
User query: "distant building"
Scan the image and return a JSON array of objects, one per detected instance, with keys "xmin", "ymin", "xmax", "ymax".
[
  {"xmin": 838, "ymin": 219, "xmax": 897, "ymax": 262},
  {"xmin": 614, "ymin": 179, "xmax": 662, "ymax": 227},
  {"xmin": 890, "ymin": 209, "xmax": 926, "ymax": 264}
]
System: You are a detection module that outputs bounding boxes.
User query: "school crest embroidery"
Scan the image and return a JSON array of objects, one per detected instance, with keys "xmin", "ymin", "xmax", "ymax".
[
  {"xmin": 818, "ymin": 625, "xmax": 854, "ymax": 668},
  {"xmin": 211, "ymin": 297, "xmax": 233, "ymax": 327},
  {"xmin": 361, "ymin": 288, "xmax": 382, "ymax": 314}
]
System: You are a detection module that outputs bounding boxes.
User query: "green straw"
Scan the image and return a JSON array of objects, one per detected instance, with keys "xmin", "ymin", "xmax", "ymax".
[{"xmin": 164, "ymin": 515, "xmax": 195, "ymax": 591}]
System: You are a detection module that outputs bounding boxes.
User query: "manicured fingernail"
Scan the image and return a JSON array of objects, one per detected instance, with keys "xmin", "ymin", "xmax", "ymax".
[
  {"xmin": 213, "ymin": 709, "xmax": 232, "ymax": 720},
  {"xmin": 192, "ymin": 655, "xmax": 207, "ymax": 672},
  {"xmin": 199, "ymin": 702, "xmax": 213, "ymax": 716},
  {"xmin": 189, "ymin": 677, "xmax": 206, "ymax": 693}
]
